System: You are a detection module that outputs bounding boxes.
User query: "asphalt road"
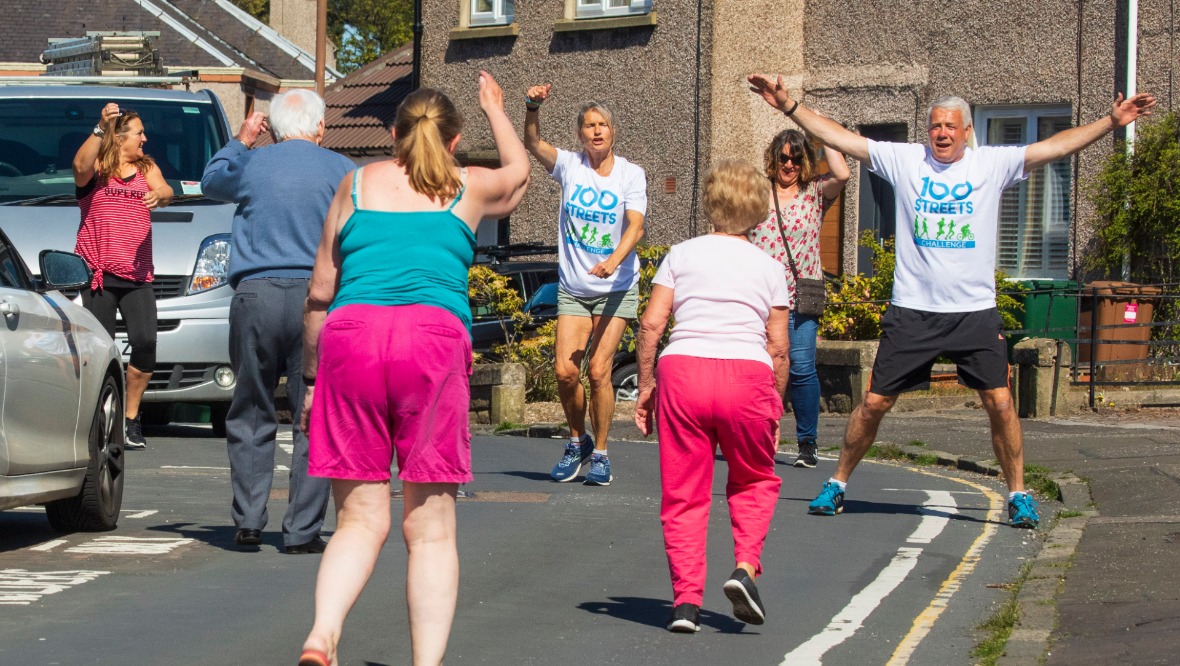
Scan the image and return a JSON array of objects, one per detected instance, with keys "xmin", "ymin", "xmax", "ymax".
[{"xmin": 0, "ymin": 422, "xmax": 1039, "ymax": 665}]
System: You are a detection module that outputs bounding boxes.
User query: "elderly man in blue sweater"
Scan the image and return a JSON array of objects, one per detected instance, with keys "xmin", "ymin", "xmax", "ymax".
[{"xmin": 202, "ymin": 90, "xmax": 354, "ymax": 554}]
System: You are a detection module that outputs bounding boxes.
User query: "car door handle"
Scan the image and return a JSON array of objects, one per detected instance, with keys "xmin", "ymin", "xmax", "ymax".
[{"xmin": 0, "ymin": 300, "xmax": 17, "ymax": 317}]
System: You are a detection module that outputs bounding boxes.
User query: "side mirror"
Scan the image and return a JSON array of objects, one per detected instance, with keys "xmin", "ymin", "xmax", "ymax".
[{"xmin": 39, "ymin": 250, "xmax": 91, "ymax": 291}]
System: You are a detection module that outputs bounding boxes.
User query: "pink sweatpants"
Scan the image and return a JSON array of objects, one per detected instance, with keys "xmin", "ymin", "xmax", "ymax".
[{"xmin": 656, "ymin": 355, "xmax": 783, "ymax": 607}]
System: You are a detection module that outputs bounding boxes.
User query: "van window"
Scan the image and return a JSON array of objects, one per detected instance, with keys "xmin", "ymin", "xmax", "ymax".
[{"xmin": 0, "ymin": 98, "xmax": 224, "ymax": 203}]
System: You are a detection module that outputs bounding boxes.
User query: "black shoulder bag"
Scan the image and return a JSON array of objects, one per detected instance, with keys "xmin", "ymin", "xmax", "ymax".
[{"xmin": 772, "ymin": 184, "xmax": 827, "ymax": 317}]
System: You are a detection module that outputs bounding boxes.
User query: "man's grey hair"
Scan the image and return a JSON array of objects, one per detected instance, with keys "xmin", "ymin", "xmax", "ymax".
[
  {"xmin": 269, "ymin": 89, "xmax": 326, "ymax": 141},
  {"xmin": 927, "ymin": 96, "xmax": 973, "ymax": 129}
]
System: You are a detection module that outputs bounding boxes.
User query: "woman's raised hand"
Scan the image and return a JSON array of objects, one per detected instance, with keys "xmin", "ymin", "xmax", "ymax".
[
  {"xmin": 526, "ymin": 83, "xmax": 552, "ymax": 105},
  {"xmin": 478, "ymin": 70, "xmax": 506, "ymax": 114},
  {"xmin": 100, "ymin": 102, "xmax": 120, "ymax": 127}
]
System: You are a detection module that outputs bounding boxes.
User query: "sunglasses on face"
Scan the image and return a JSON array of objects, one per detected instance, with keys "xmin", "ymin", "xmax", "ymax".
[{"xmin": 779, "ymin": 153, "xmax": 803, "ymax": 166}]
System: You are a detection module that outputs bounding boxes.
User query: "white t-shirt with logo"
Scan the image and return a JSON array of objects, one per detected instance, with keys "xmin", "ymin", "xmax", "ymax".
[
  {"xmin": 549, "ymin": 148, "xmax": 648, "ymax": 297},
  {"xmin": 868, "ymin": 140, "xmax": 1027, "ymax": 313},
  {"xmin": 652, "ymin": 235, "xmax": 790, "ymax": 369}
]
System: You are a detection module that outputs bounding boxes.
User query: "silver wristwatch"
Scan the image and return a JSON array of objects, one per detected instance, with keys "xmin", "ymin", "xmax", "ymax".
[{"xmin": 92, "ymin": 124, "xmax": 105, "ymax": 137}]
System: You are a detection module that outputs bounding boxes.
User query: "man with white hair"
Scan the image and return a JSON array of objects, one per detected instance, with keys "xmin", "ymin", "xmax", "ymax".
[
  {"xmin": 749, "ymin": 74, "xmax": 1156, "ymax": 528},
  {"xmin": 202, "ymin": 89, "xmax": 354, "ymax": 552}
]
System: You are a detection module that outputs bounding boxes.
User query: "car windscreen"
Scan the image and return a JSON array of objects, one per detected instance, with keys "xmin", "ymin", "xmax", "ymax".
[{"xmin": 0, "ymin": 97, "xmax": 225, "ymax": 204}]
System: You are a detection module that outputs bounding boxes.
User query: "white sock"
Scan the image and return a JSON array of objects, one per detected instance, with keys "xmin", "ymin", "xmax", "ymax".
[
  {"xmin": 570, "ymin": 436, "xmax": 583, "ymax": 445},
  {"xmin": 828, "ymin": 478, "xmax": 847, "ymax": 491},
  {"xmin": 596, "ymin": 449, "xmax": 608, "ymax": 458},
  {"xmin": 1009, "ymin": 491, "xmax": 1029, "ymax": 501}
]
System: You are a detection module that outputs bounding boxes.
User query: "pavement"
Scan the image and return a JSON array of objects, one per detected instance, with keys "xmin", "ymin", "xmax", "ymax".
[{"xmin": 533, "ymin": 404, "xmax": 1180, "ymax": 665}]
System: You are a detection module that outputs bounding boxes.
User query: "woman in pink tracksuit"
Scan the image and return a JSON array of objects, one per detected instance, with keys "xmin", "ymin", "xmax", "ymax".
[{"xmin": 634, "ymin": 159, "xmax": 790, "ymax": 633}]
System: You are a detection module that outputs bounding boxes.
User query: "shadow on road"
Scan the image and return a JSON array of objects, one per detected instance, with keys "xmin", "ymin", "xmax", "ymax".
[
  {"xmin": 775, "ymin": 498, "xmax": 992, "ymax": 524},
  {"xmin": 0, "ymin": 511, "xmax": 70, "ymax": 552},
  {"xmin": 577, "ymin": 596, "xmax": 750, "ymax": 633},
  {"xmin": 146, "ymin": 521, "xmax": 289, "ymax": 552},
  {"xmin": 497, "ymin": 470, "xmax": 556, "ymax": 482}
]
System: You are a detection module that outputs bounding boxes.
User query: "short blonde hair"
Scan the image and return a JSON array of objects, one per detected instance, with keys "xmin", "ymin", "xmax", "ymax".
[{"xmin": 703, "ymin": 159, "xmax": 770, "ymax": 235}]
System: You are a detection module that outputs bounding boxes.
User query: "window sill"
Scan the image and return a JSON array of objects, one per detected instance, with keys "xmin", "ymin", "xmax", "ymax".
[
  {"xmin": 449, "ymin": 23, "xmax": 520, "ymax": 40},
  {"xmin": 553, "ymin": 12, "xmax": 657, "ymax": 33}
]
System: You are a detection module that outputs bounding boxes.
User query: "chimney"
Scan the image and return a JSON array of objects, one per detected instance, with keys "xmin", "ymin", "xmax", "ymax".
[{"xmin": 269, "ymin": 0, "xmax": 317, "ymax": 56}]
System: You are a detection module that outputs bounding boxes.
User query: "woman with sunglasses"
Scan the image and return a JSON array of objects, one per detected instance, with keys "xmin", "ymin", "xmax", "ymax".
[
  {"xmin": 748, "ymin": 128, "xmax": 849, "ymax": 468},
  {"xmin": 73, "ymin": 102, "xmax": 173, "ymax": 450}
]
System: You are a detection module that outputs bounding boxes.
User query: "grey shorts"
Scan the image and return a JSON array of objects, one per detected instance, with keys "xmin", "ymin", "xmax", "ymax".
[{"xmin": 557, "ymin": 284, "xmax": 639, "ymax": 319}]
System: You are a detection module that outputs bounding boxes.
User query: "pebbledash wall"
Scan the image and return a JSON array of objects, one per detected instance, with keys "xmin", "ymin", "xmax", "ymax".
[
  {"xmin": 422, "ymin": 1, "xmax": 1177, "ymax": 278},
  {"xmin": 420, "ymin": 1, "xmax": 715, "ymax": 249}
]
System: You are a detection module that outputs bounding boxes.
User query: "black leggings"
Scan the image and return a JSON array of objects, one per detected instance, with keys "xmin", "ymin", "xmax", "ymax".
[{"xmin": 82, "ymin": 281, "xmax": 157, "ymax": 371}]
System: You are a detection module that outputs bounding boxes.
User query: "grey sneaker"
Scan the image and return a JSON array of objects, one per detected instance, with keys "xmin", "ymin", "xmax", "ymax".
[
  {"xmin": 793, "ymin": 440, "xmax": 818, "ymax": 468},
  {"xmin": 125, "ymin": 414, "xmax": 147, "ymax": 450}
]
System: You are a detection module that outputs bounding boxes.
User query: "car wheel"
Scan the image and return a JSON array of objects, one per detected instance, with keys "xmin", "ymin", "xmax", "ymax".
[
  {"xmin": 46, "ymin": 374, "xmax": 125, "ymax": 532},
  {"xmin": 210, "ymin": 402, "xmax": 229, "ymax": 438},
  {"xmin": 612, "ymin": 362, "xmax": 639, "ymax": 402}
]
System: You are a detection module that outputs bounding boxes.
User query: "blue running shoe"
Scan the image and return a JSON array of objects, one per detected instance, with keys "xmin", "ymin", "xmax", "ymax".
[
  {"xmin": 1008, "ymin": 492, "xmax": 1040, "ymax": 528},
  {"xmin": 583, "ymin": 452, "xmax": 613, "ymax": 486},
  {"xmin": 808, "ymin": 481, "xmax": 844, "ymax": 516},
  {"xmin": 551, "ymin": 436, "xmax": 593, "ymax": 482}
]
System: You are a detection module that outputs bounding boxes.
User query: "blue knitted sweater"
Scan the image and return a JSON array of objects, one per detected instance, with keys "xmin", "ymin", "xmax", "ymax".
[{"xmin": 201, "ymin": 138, "xmax": 355, "ymax": 288}]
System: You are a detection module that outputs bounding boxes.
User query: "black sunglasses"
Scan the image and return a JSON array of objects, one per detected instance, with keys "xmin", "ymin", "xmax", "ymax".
[{"xmin": 779, "ymin": 153, "xmax": 803, "ymax": 166}]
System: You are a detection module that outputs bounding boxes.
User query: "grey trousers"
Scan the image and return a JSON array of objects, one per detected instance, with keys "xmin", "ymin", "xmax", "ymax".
[{"xmin": 226, "ymin": 278, "xmax": 330, "ymax": 547}]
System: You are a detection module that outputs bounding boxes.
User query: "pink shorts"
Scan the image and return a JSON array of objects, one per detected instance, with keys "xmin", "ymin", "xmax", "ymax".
[{"xmin": 308, "ymin": 304, "xmax": 473, "ymax": 484}]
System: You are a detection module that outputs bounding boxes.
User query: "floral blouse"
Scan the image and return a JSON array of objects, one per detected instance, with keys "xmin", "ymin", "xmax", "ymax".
[{"xmin": 749, "ymin": 175, "xmax": 829, "ymax": 299}]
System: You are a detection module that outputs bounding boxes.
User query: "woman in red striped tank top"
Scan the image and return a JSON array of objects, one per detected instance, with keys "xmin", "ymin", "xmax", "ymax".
[{"xmin": 72, "ymin": 102, "xmax": 173, "ymax": 450}]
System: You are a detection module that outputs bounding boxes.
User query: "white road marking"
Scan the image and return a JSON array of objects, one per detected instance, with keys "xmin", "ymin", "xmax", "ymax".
[
  {"xmin": 160, "ymin": 465, "xmax": 230, "ymax": 470},
  {"xmin": 123, "ymin": 510, "xmax": 157, "ymax": 519},
  {"xmin": 0, "ymin": 569, "xmax": 110, "ymax": 605},
  {"xmin": 279, "ymin": 444, "xmax": 294, "ymax": 455},
  {"xmin": 28, "ymin": 540, "xmax": 67, "ymax": 552},
  {"xmin": 781, "ymin": 548, "xmax": 924, "ymax": 665},
  {"xmin": 907, "ymin": 491, "xmax": 958, "ymax": 544},
  {"xmin": 64, "ymin": 536, "xmax": 194, "ymax": 555},
  {"xmin": 277, "ymin": 431, "xmax": 294, "ymax": 441},
  {"xmin": 275, "ymin": 465, "xmax": 290, "ymax": 472}
]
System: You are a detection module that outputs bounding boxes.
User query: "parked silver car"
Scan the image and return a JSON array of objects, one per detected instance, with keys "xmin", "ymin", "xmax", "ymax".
[
  {"xmin": 0, "ymin": 227, "xmax": 126, "ymax": 530},
  {"xmin": 0, "ymin": 85, "xmax": 236, "ymax": 434}
]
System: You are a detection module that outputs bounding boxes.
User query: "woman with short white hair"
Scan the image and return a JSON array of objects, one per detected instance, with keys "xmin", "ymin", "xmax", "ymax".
[{"xmin": 635, "ymin": 159, "xmax": 790, "ymax": 633}]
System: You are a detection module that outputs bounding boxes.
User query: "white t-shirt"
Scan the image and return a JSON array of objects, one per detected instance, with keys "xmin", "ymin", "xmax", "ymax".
[
  {"xmin": 652, "ymin": 235, "xmax": 790, "ymax": 368},
  {"xmin": 868, "ymin": 140, "xmax": 1027, "ymax": 313},
  {"xmin": 549, "ymin": 148, "xmax": 647, "ymax": 297}
]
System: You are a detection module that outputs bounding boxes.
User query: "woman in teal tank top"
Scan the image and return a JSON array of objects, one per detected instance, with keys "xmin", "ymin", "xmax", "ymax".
[{"xmin": 296, "ymin": 72, "xmax": 530, "ymax": 666}]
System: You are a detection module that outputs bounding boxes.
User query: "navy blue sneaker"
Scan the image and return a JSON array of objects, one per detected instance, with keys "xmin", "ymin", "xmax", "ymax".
[
  {"xmin": 808, "ymin": 481, "xmax": 845, "ymax": 516},
  {"xmin": 583, "ymin": 452, "xmax": 613, "ymax": 486},
  {"xmin": 551, "ymin": 436, "xmax": 593, "ymax": 482},
  {"xmin": 1008, "ymin": 492, "xmax": 1040, "ymax": 529}
]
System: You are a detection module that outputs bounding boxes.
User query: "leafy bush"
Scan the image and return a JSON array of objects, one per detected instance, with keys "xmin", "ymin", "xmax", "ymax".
[{"xmin": 468, "ymin": 265, "xmax": 532, "ymax": 362}]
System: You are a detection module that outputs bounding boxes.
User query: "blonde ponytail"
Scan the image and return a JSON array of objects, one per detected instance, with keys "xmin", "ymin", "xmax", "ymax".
[{"xmin": 394, "ymin": 89, "xmax": 463, "ymax": 203}]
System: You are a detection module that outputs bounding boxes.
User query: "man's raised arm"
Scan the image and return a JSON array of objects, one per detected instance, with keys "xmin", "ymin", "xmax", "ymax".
[{"xmin": 1023, "ymin": 92, "xmax": 1156, "ymax": 174}]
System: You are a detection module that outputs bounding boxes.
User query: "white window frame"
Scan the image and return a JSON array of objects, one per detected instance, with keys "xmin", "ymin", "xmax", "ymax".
[
  {"xmin": 575, "ymin": 0, "xmax": 652, "ymax": 19},
  {"xmin": 973, "ymin": 104, "xmax": 1073, "ymax": 280},
  {"xmin": 469, "ymin": 0, "xmax": 514, "ymax": 27}
]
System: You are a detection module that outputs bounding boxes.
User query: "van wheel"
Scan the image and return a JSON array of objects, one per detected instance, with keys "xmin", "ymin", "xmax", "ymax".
[
  {"xmin": 46, "ymin": 375, "xmax": 124, "ymax": 532},
  {"xmin": 210, "ymin": 402, "xmax": 230, "ymax": 438}
]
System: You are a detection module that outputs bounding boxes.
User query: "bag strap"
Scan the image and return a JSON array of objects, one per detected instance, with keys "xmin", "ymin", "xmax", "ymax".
[{"xmin": 771, "ymin": 181, "xmax": 802, "ymax": 281}]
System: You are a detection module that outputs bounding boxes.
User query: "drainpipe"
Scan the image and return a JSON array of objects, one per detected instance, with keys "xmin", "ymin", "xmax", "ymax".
[
  {"xmin": 315, "ymin": 0, "xmax": 326, "ymax": 95},
  {"xmin": 412, "ymin": 0, "xmax": 423, "ymax": 91},
  {"xmin": 1122, "ymin": 0, "xmax": 1138, "ymax": 280}
]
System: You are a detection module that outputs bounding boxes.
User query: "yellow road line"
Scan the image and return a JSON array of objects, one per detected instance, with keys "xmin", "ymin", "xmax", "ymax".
[{"xmin": 885, "ymin": 467, "xmax": 1005, "ymax": 665}]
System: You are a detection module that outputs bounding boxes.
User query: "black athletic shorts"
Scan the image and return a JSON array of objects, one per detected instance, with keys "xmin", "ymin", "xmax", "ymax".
[{"xmin": 868, "ymin": 305, "xmax": 1009, "ymax": 396}]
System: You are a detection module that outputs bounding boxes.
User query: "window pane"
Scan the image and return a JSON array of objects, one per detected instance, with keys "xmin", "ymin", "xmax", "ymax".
[
  {"xmin": 989, "ymin": 118, "xmax": 1027, "ymax": 275},
  {"xmin": 579, "ymin": 0, "xmax": 599, "ymax": 6},
  {"xmin": 608, "ymin": 0, "xmax": 631, "ymax": 6},
  {"xmin": 474, "ymin": 0, "xmax": 493, "ymax": 12}
]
